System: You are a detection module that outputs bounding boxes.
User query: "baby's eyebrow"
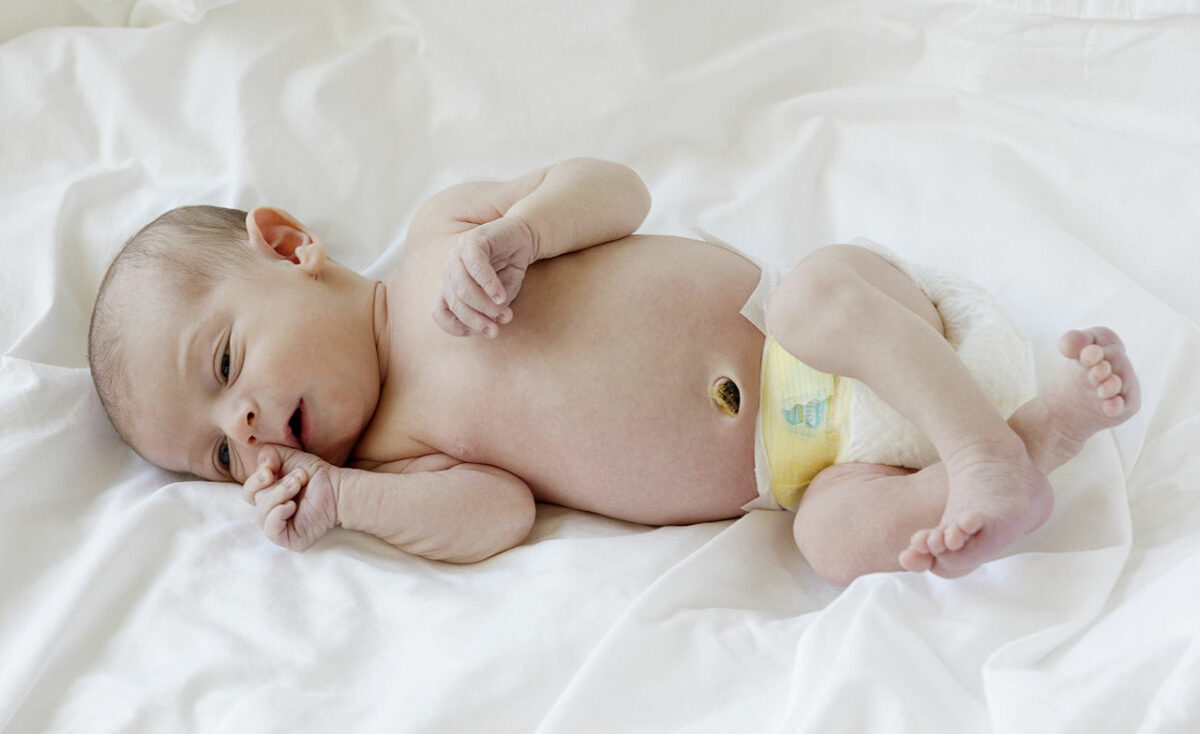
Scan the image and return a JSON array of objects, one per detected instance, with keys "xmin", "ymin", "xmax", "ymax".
[{"xmin": 176, "ymin": 319, "xmax": 206, "ymax": 389}]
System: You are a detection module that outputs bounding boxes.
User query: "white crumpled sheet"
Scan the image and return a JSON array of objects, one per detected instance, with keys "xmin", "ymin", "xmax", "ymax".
[{"xmin": 2, "ymin": 1, "xmax": 1198, "ymax": 732}]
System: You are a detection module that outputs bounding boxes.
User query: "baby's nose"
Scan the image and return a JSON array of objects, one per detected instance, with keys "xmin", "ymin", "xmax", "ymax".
[
  {"xmin": 244, "ymin": 409, "xmax": 258, "ymax": 444},
  {"xmin": 229, "ymin": 403, "xmax": 259, "ymax": 447}
]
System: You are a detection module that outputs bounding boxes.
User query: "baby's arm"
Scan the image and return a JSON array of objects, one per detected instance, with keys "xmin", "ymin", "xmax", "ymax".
[
  {"xmin": 247, "ymin": 446, "xmax": 535, "ymax": 563},
  {"xmin": 416, "ymin": 157, "xmax": 651, "ymax": 338},
  {"xmin": 502, "ymin": 156, "xmax": 651, "ymax": 261},
  {"xmin": 338, "ymin": 459, "xmax": 534, "ymax": 563},
  {"xmin": 412, "ymin": 157, "xmax": 650, "ymax": 259}
]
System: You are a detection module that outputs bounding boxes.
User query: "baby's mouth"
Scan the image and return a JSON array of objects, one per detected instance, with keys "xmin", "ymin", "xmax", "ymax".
[{"xmin": 289, "ymin": 402, "xmax": 304, "ymax": 450}]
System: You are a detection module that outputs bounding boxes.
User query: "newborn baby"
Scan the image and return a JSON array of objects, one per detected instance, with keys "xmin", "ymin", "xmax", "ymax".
[{"xmin": 87, "ymin": 158, "xmax": 1139, "ymax": 584}]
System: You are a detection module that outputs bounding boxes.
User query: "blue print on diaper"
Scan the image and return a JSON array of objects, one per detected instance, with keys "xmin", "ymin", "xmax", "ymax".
[{"xmin": 782, "ymin": 398, "xmax": 828, "ymax": 430}]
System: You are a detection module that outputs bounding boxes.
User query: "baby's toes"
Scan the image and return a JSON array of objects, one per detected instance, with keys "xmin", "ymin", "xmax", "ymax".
[
  {"xmin": 1087, "ymin": 359, "xmax": 1112, "ymax": 386},
  {"xmin": 1058, "ymin": 330, "xmax": 1092, "ymax": 360},
  {"xmin": 1086, "ymin": 326, "xmax": 1123, "ymax": 350},
  {"xmin": 909, "ymin": 528, "xmax": 933, "ymax": 554},
  {"xmin": 1102, "ymin": 395, "xmax": 1126, "ymax": 417},
  {"xmin": 1097, "ymin": 373, "xmax": 1123, "ymax": 398},
  {"xmin": 899, "ymin": 547, "xmax": 934, "ymax": 573},
  {"xmin": 925, "ymin": 527, "xmax": 948, "ymax": 555},
  {"xmin": 943, "ymin": 522, "xmax": 968, "ymax": 552},
  {"xmin": 1079, "ymin": 344, "xmax": 1105, "ymax": 367},
  {"xmin": 956, "ymin": 511, "xmax": 985, "ymax": 537},
  {"xmin": 1106, "ymin": 351, "xmax": 1140, "ymax": 413}
]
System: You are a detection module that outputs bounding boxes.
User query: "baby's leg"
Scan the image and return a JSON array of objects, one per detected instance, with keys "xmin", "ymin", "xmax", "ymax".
[
  {"xmin": 792, "ymin": 463, "xmax": 930, "ymax": 586},
  {"xmin": 794, "ymin": 327, "xmax": 1139, "ymax": 584},
  {"xmin": 767, "ymin": 245, "xmax": 1050, "ymax": 577}
]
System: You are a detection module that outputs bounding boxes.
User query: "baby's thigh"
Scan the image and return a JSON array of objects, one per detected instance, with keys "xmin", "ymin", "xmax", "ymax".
[
  {"xmin": 792, "ymin": 462, "xmax": 942, "ymax": 583},
  {"xmin": 781, "ymin": 245, "xmax": 944, "ymax": 336}
]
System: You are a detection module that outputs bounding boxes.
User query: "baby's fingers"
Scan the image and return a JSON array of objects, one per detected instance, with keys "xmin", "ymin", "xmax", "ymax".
[
  {"xmin": 243, "ymin": 445, "xmax": 289, "ymax": 504},
  {"xmin": 263, "ymin": 501, "xmax": 297, "ymax": 545},
  {"xmin": 446, "ymin": 286, "xmax": 500, "ymax": 338},
  {"xmin": 445, "ymin": 248, "xmax": 511, "ymax": 324},
  {"xmin": 243, "ymin": 464, "xmax": 276, "ymax": 505},
  {"xmin": 459, "ymin": 236, "xmax": 507, "ymax": 306},
  {"xmin": 432, "ymin": 298, "xmax": 472, "ymax": 337},
  {"xmin": 254, "ymin": 468, "xmax": 306, "ymax": 527}
]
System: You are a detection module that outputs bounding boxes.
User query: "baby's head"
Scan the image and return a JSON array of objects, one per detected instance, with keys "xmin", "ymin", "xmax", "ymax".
[{"xmin": 90, "ymin": 205, "xmax": 387, "ymax": 482}]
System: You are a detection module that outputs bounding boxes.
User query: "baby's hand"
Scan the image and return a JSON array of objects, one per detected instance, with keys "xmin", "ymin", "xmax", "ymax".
[
  {"xmin": 433, "ymin": 216, "xmax": 536, "ymax": 338},
  {"xmin": 242, "ymin": 445, "xmax": 340, "ymax": 552}
]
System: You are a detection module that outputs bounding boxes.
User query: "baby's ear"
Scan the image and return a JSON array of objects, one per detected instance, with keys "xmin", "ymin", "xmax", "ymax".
[{"xmin": 245, "ymin": 207, "xmax": 326, "ymax": 277}]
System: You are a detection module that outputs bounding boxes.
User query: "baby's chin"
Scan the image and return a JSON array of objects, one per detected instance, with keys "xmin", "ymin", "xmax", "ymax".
[
  {"xmin": 313, "ymin": 422, "xmax": 370, "ymax": 467},
  {"xmin": 311, "ymin": 436, "xmax": 353, "ymax": 468},
  {"xmin": 306, "ymin": 393, "xmax": 379, "ymax": 467}
]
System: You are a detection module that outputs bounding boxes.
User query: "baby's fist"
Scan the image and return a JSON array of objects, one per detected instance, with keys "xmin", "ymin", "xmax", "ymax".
[
  {"xmin": 243, "ymin": 445, "xmax": 340, "ymax": 552},
  {"xmin": 433, "ymin": 216, "xmax": 536, "ymax": 338}
]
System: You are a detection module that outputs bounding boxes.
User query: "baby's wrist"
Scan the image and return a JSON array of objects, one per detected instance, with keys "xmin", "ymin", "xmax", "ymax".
[
  {"xmin": 500, "ymin": 212, "xmax": 543, "ymax": 263},
  {"xmin": 330, "ymin": 467, "xmax": 401, "ymax": 540},
  {"xmin": 331, "ymin": 465, "xmax": 353, "ymax": 529}
]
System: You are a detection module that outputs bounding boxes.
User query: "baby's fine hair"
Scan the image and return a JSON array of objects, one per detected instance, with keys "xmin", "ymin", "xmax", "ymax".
[{"xmin": 88, "ymin": 205, "xmax": 251, "ymax": 446}]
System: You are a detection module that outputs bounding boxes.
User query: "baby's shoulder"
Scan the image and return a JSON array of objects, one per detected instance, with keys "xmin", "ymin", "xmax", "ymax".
[{"xmin": 384, "ymin": 232, "xmax": 448, "ymax": 294}]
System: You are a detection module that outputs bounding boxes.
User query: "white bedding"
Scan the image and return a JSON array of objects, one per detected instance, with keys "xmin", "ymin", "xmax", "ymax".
[{"xmin": 2, "ymin": 1, "xmax": 1199, "ymax": 732}]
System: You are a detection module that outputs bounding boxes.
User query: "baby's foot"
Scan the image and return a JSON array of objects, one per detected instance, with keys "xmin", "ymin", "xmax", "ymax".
[
  {"xmin": 900, "ymin": 326, "xmax": 1139, "ymax": 578},
  {"xmin": 1043, "ymin": 327, "xmax": 1141, "ymax": 452},
  {"xmin": 904, "ymin": 442, "xmax": 1053, "ymax": 579}
]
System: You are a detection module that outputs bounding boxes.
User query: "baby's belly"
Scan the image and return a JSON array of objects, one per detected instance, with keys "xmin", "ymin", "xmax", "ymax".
[
  {"xmin": 517, "ymin": 366, "xmax": 762, "ymax": 524},
  {"xmin": 454, "ymin": 236, "xmax": 766, "ymax": 524}
]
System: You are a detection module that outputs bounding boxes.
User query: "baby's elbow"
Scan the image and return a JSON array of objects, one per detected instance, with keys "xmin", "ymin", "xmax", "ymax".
[
  {"xmin": 490, "ymin": 482, "xmax": 537, "ymax": 557},
  {"xmin": 612, "ymin": 160, "xmax": 651, "ymax": 223},
  {"xmin": 565, "ymin": 157, "xmax": 651, "ymax": 221},
  {"xmin": 441, "ymin": 518, "xmax": 531, "ymax": 565},
  {"xmin": 443, "ymin": 477, "xmax": 536, "ymax": 564}
]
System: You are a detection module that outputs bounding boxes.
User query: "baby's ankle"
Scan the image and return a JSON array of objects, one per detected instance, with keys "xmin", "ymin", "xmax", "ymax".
[{"xmin": 943, "ymin": 433, "xmax": 1031, "ymax": 471}]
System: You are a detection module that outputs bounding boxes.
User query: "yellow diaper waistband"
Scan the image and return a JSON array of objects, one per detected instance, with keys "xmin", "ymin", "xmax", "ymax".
[{"xmin": 760, "ymin": 336, "xmax": 848, "ymax": 507}]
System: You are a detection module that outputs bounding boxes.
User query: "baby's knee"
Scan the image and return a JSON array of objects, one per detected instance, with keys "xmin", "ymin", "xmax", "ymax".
[
  {"xmin": 791, "ymin": 463, "xmax": 910, "ymax": 586},
  {"xmin": 791, "ymin": 477, "xmax": 860, "ymax": 587},
  {"xmin": 793, "ymin": 512, "xmax": 860, "ymax": 587},
  {"xmin": 766, "ymin": 248, "xmax": 862, "ymax": 346}
]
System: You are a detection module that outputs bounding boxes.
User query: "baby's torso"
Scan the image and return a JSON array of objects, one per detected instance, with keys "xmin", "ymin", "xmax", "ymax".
[{"xmin": 352, "ymin": 234, "xmax": 765, "ymax": 524}]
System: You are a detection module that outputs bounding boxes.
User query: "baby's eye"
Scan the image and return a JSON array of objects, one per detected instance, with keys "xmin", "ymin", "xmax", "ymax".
[
  {"xmin": 218, "ymin": 439, "xmax": 231, "ymax": 469},
  {"xmin": 220, "ymin": 346, "xmax": 231, "ymax": 381}
]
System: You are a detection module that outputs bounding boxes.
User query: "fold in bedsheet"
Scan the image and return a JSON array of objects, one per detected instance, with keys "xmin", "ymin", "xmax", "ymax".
[{"xmin": 2, "ymin": 1, "xmax": 1198, "ymax": 732}]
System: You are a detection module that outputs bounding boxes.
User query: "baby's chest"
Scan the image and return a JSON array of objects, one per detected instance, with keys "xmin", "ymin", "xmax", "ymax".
[{"xmin": 371, "ymin": 237, "xmax": 767, "ymax": 465}]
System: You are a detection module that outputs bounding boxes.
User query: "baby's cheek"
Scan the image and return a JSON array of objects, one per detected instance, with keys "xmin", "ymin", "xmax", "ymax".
[
  {"xmin": 233, "ymin": 445, "xmax": 262, "ymax": 483},
  {"xmin": 235, "ymin": 441, "xmax": 273, "ymax": 482}
]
